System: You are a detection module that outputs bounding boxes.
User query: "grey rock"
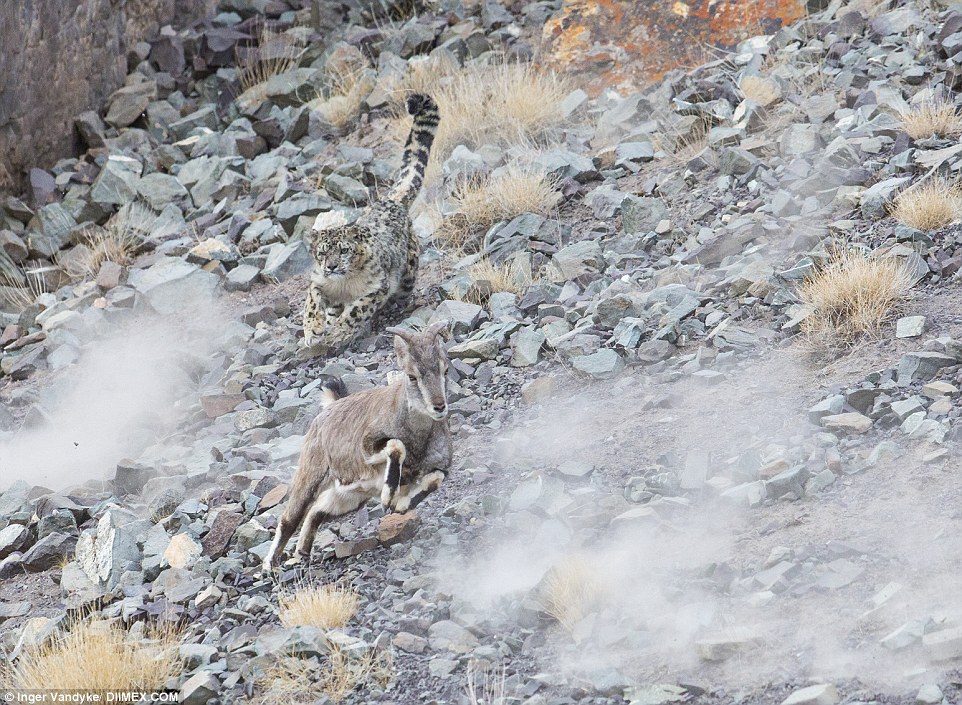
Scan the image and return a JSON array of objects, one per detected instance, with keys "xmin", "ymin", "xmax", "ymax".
[
  {"xmin": 585, "ymin": 185, "xmax": 627, "ymax": 218},
  {"xmin": 550, "ymin": 239, "xmax": 604, "ymax": 280},
  {"xmin": 0, "ymin": 230, "xmax": 29, "ymax": 262},
  {"xmin": 75, "ymin": 511, "xmax": 141, "ymax": 588},
  {"xmin": 325, "ymin": 174, "xmax": 369, "ymax": 205},
  {"xmin": 179, "ymin": 672, "xmax": 219, "ymax": 705},
  {"xmin": 234, "ymin": 407, "xmax": 278, "ymax": 432},
  {"xmin": 128, "ymin": 258, "xmax": 218, "ymax": 315},
  {"xmin": 431, "ymin": 300, "xmax": 483, "ymax": 334},
  {"xmin": 511, "ymin": 328, "xmax": 545, "ymax": 367},
  {"xmin": 0, "ymin": 481, "xmax": 30, "ymax": 517},
  {"xmin": 428, "ymin": 620, "xmax": 479, "ymax": 654},
  {"xmin": 37, "ymin": 510, "xmax": 77, "ymax": 540},
  {"xmin": 529, "ymin": 148, "xmax": 597, "ymax": 182},
  {"xmin": 897, "ymin": 351, "xmax": 957, "ymax": 383},
  {"xmin": 779, "ymin": 124, "xmax": 824, "ymax": 157},
  {"xmin": 136, "ymin": 172, "xmax": 190, "ymax": 211},
  {"xmin": 766, "ymin": 466, "xmax": 810, "ymax": 499},
  {"xmin": 922, "ymin": 625, "xmax": 962, "ymax": 661},
  {"xmin": 808, "ymin": 395, "xmax": 845, "ymax": 423},
  {"xmin": 0, "ymin": 524, "xmax": 31, "ymax": 559},
  {"xmin": 447, "ymin": 338, "xmax": 500, "ymax": 361},
  {"xmin": 622, "ymin": 195, "xmax": 668, "ymax": 235},
  {"xmin": 75, "ymin": 111, "xmax": 107, "ymax": 149},
  {"xmin": 895, "ymin": 315, "xmax": 926, "ymax": 338},
  {"xmin": 168, "ymin": 106, "xmax": 219, "ymax": 140},
  {"xmin": 861, "ymin": 177, "xmax": 910, "ymax": 220},
  {"xmin": 90, "ymin": 155, "xmax": 143, "ymax": 206},
  {"xmin": 615, "ymin": 141, "xmax": 655, "ymax": 164},
  {"xmin": 428, "ymin": 657, "xmax": 458, "ymax": 677},
  {"xmin": 916, "ymin": 684, "xmax": 944, "ymax": 704},
  {"xmin": 104, "ymin": 81, "xmax": 156, "ymax": 128},
  {"xmin": 890, "ymin": 395, "xmax": 926, "ymax": 420},
  {"xmin": 820, "ymin": 412, "xmax": 873, "ymax": 434},
  {"xmin": 33, "ymin": 203, "xmax": 78, "ymax": 249},
  {"xmin": 572, "ymin": 349, "xmax": 624, "ymax": 379},
  {"xmin": 695, "ymin": 627, "xmax": 762, "ymax": 661},
  {"xmin": 392, "ymin": 631, "xmax": 428, "ymax": 654},
  {"xmin": 225, "ymin": 264, "xmax": 260, "ymax": 292},
  {"xmin": 0, "ymin": 600, "xmax": 31, "ymax": 622},
  {"xmin": 781, "ymin": 684, "xmax": 840, "ymax": 705},
  {"xmin": 261, "ymin": 240, "xmax": 313, "ymax": 282},
  {"xmin": 21, "ymin": 532, "xmax": 76, "ymax": 571},
  {"xmin": 718, "ymin": 147, "xmax": 761, "ymax": 176}
]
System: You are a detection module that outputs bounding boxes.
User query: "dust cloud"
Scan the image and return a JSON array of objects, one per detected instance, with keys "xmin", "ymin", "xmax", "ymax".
[
  {"xmin": 0, "ymin": 309, "xmax": 233, "ymax": 492},
  {"xmin": 434, "ymin": 358, "xmax": 962, "ymax": 691}
]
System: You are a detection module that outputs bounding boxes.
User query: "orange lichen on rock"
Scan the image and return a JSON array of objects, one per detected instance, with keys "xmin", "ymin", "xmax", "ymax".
[{"xmin": 543, "ymin": 0, "xmax": 809, "ymax": 96}]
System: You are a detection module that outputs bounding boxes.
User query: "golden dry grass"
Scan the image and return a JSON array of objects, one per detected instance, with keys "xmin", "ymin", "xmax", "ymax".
[
  {"xmin": 457, "ymin": 256, "xmax": 536, "ymax": 305},
  {"xmin": 1, "ymin": 620, "xmax": 181, "ymax": 692},
  {"xmin": 465, "ymin": 660, "xmax": 506, "ymax": 705},
  {"xmin": 61, "ymin": 215, "xmax": 143, "ymax": 281},
  {"xmin": 308, "ymin": 62, "xmax": 376, "ymax": 130},
  {"xmin": 898, "ymin": 99, "xmax": 962, "ymax": 140},
  {"xmin": 236, "ymin": 24, "xmax": 305, "ymax": 107},
  {"xmin": 890, "ymin": 178, "xmax": 962, "ymax": 231},
  {"xmin": 0, "ymin": 264, "xmax": 50, "ymax": 312},
  {"xmin": 394, "ymin": 57, "xmax": 570, "ymax": 169},
  {"xmin": 539, "ymin": 556, "xmax": 602, "ymax": 633},
  {"xmin": 257, "ymin": 657, "xmax": 321, "ymax": 705},
  {"xmin": 259, "ymin": 648, "xmax": 391, "ymax": 704},
  {"xmin": 278, "ymin": 583, "xmax": 359, "ymax": 630},
  {"xmin": 321, "ymin": 646, "xmax": 392, "ymax": 703},
  {"xmin": 438, "ymin": 166, "xmax": 561, "ymax": 251},
  {"xmin": 799, "ymin": 247, "xmax": 915, "ymax": 353}
]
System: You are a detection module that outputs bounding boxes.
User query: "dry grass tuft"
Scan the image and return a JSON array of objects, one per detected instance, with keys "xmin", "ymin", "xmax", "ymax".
[
  {"xmin": 1, "ymin": 620, "xmax": 181, "ymax": 692},
  {"xmin": 459, "ymin": 256, "xmax": 536, "ymax": 304},
  {"xmin": 308, "ymin": 62, "xmax": 375, "ymax": 131},
  {"xmin": 321, "ymin": 645, "xmax": 392, "ymax": 703},
  {"xmin": 0, "ymin": 263, "xmax": 50, "ymax": 312},
  {"xmin": 61, "ymin": 215, "xmax": 144, "ymax": 281},
  {"xmin": 438, "ymin": 166, "xmax": 561, "ymax": 251},
  {"xmin": 890, "ymin": 178, "xmax": 962, "ymax": 231},
  {"xmin": 898, "ymin": 99, "xmax": 962, "ymax": 140},
  {"xmin": 260, "ymin": 647, "xmax": 392, "ymax": 704},
  {"xmin": 539, "ymin": 556, "xmax": 602, "ymax": 633},
  {"xmin": 799, "ymin": 247, "xmax": 915, "ymax": 353},
  {"xmin": 395, "ymin": 58, "xmax": 570, "ymax": 168},
  {"xmin": 465, "ymin": 660, "xmax": 506, "ymax": 705},
  {"xmin": 278, "ymin": 583, "xmax": 359, "ymax": 630},
  {"xmin": 236, "ymin": 24, "xmax": 305, "ymax": 107},
  {"xmin": 257, "ymin": 657, "xmax": 320, "ymax": 705}
]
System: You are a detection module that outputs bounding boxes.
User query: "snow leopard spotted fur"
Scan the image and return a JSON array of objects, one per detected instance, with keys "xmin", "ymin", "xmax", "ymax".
[{"xmin": 301, "ymin": 93, "xmax": 439, "ymax": 352}]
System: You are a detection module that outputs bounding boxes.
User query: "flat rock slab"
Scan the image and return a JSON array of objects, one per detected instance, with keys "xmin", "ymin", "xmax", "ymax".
[
  {"xmin": 695, "ymin": 627, "xmax": 761, "ymax": 661},
  {"xmin": 781, "ymin": 683, "xmax": 839, "ymax": 705},
  {"xmin": 378, "ymin": 511, "xmax": 420, "ymax": 546},
  {"xmin": 820, "ymin": 412, "xmax": 873, "ymax": 434},
  {"xmin": 922, "ymin": 625, "xmax": 962, "ymax": 661},
  {"xmin": 428, "ymin": 619, "xmax": 479, "ymax": 654}
]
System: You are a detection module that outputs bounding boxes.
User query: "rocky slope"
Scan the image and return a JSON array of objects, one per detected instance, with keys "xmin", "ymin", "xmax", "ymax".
[{"xmin": 1, "ymin": 0, "xmax": 962, "ymax": 704}]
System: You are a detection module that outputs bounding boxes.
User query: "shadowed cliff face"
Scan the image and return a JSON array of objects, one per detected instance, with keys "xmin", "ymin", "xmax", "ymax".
[
  {"xmin": 542, "ymin": 0, "xmax": 811, "ymax": 97},
  {"xmin": 0, "ymin": 0, "xmax": 213, "ymax": 195}
]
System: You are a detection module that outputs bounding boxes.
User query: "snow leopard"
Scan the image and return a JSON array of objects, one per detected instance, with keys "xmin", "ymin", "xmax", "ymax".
[{"xmin": 301, "ymin": 93, "xmax": 439, "ymax": 353}]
